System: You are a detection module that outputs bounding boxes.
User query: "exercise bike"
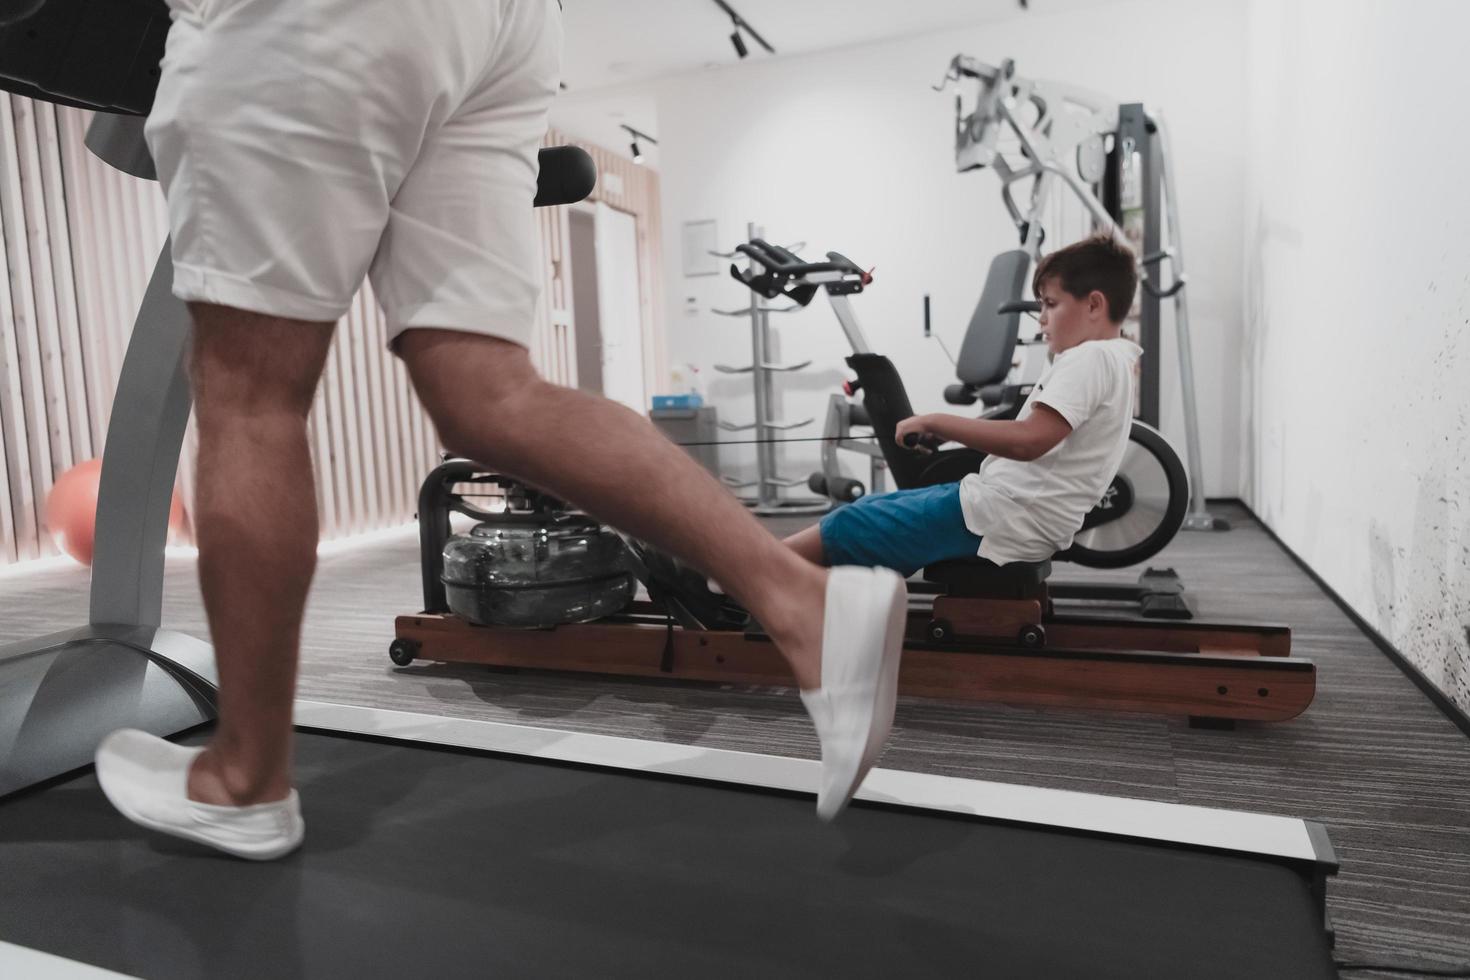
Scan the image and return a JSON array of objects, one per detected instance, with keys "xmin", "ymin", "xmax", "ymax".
[
  {"xmin": 807, "ymin": 247, "xmax": 1188, "ymax": 570},
  {"xmin": 733, "ymin": 238, "xmax": 1193, "ymax": 619}
]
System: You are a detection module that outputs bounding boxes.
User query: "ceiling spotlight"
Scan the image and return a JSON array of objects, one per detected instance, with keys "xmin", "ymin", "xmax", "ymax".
[
  {"xmin": 620, "ymin": 124, "xmax": 658, "ymax": 165},
  {"xmin": 711, "ymin": 1, "xmax": 774, "ymax": 59}
]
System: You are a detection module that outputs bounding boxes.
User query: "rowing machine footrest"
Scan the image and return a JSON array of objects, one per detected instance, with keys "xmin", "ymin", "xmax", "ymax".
[
  {"xmin": 921, "ymin": 559, "xmax": 1052, "ymax": 598},
  {"xmin": 1139, "ymin": 593, "xmax": 1192, "ymax": 620}
]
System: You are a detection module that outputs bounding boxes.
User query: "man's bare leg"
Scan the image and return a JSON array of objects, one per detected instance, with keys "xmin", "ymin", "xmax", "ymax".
[
  {"xmin": 397, "ymin": 330, "xmax": 828, "ymax": 689},
  {"xmin": 184, "ymin": 305, "xmax": 336, "ymax": 807}
]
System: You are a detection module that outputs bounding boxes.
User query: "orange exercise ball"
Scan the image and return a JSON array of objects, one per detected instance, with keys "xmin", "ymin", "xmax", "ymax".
[
  {"xmin": 45, "ymin": 459, "xmax": 188, "ymax": 566},
  {"xmin": 45, "ymin": 459, "xmax": 101, "ymax": 565}
]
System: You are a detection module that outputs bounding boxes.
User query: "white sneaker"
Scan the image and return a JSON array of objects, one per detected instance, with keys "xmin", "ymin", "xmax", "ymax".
[
  {"xmin": 95, "ymin": 729, "xmax": 304, "ymax": 861},
  {"xmin": 799, "ymin": 566, "xmax": 908, "ymax": 821}
]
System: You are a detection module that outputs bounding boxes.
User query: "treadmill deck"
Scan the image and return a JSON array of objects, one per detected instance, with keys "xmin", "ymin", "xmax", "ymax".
[{"xmin": 0, "ymin": 712, "xmax": 1338, "ymax": 980}]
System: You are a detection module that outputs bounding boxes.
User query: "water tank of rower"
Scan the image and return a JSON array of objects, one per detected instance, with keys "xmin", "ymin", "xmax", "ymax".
[{"xmin": 442, "ymin": 512, "xmax": 635, "ymax": 628}]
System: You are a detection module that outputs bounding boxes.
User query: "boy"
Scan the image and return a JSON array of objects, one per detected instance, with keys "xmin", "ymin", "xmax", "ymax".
[{"xmin": 784, "ymin": 234, "xmax": 1143, "ymax": 574}]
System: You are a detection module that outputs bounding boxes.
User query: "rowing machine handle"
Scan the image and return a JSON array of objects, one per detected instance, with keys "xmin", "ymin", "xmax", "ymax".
[{"xmin": 901, "ymin": 432, "xmax": 944, "ymax": 451}]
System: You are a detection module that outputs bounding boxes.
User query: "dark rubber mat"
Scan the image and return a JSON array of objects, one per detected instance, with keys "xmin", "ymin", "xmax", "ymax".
[{"xmin": 0, "ymin": 730, "xmax": 1336, "ymax": 980}]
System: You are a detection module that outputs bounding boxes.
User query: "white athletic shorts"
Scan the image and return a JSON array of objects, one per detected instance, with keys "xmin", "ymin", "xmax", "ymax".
[{"xmin": 144, "ymin": 0, "xmax": 563, "ymax": 350}]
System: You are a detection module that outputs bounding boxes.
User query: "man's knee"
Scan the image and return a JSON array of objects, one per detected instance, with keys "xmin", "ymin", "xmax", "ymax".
[
  {"xmin": 188, "ymin": 303, "xmax": 336, "ymax": 420},
  {"xmin": 395, "ymin": 328, "xmax": 544, "ymax": 451}
]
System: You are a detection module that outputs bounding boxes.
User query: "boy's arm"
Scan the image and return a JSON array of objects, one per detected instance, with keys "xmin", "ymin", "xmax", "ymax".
[{"xmin": 895, "ymin": 407, "xmax": 1072, "ymax": 462}]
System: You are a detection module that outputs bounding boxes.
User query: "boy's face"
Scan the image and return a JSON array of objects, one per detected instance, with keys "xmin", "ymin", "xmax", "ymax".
[{"xmin": 1036, "ymin": 278, "xmax": 1110, "ymax": 357}]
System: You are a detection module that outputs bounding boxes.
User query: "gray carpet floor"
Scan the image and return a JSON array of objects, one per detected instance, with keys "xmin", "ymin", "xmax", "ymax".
[{"xmin": 2, "ymin": 501, "xmax": 1467, "ymax": 978}]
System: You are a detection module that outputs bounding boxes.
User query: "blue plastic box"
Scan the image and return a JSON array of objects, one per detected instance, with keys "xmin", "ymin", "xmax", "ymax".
[{"xmin": 651, "ymin": 393, "xmax": 704, "ymax": 410}]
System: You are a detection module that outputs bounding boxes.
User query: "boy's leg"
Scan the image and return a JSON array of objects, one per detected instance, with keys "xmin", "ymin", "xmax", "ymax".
[
  {"xmin": 783, "ymin": 525, "xmax": 827, "ymax": 565},
  {"xmin": 794, "ymin": 484, "xmax": 982, "ymax": 578}
]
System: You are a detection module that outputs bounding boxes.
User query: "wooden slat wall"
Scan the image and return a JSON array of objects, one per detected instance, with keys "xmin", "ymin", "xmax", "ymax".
[
  {"xmin": 0, "ymin": 106, "xmax": 663, "ymax": 566},
  {"xmin": 0, "ymin": 94, "xmax": 96, "ymax": 566}
]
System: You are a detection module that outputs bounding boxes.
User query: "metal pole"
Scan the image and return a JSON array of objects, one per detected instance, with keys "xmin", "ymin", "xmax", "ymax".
[
  {"xmin": 1119, "ymin": 103, "xmax": 1163, "ymax": 430},
  {"xmin": 1153, "ymin": 113, "xmax": 1227, "ymax": 531},
  {"xmin": 88, "ymin": 246, "xmax": 192, "ymax": 628},
  {"xmin": 747, "ymin": 222, "xmax": 778, "ymax": 508},
  {"xmin": 83, "ymin": 113, "xmax": 190, "ymax": 627}
]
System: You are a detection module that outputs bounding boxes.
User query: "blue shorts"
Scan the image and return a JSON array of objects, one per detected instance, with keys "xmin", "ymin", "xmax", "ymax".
[{"xmin": 817, "ymin": 482, "xmax": 983, "ymax": 577}]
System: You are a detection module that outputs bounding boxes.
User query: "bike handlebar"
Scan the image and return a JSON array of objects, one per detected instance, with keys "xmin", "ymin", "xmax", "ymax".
[
  {"xmin": 729, "ymin": 239, "xmax": 870, "ymax": 306},
  {"xmin": 735, "ymin": 239, "xmax": 864, "ymax": 277}
]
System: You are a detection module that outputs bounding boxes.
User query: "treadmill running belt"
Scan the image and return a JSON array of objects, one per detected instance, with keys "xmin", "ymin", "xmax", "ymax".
[{"xmin": 0, "ymin": 731, "xmax": 1337, "ymax": 980}]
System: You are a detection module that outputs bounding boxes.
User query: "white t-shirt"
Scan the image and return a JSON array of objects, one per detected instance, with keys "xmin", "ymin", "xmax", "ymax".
[{"xmin": 958, "ymin": 337, "xmax": 1142, "ymax": 564}]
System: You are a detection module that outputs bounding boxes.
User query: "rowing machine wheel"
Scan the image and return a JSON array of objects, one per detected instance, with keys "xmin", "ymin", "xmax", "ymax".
[{"xmin": 389, "ymin": 639, "xmax": 420, "ymax": 666}]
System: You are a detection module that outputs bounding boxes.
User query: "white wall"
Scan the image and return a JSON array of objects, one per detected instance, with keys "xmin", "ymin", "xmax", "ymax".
[
  {"xmin": 1243, "ymin": 0, "xmax": 1470, "ymax": 713},
  {"xmin": 557, "ymin": 0, "xmax": 1470, "ymax": 712},
  {"xmin": 549, "ymin": 94, "xmax": 661, "ymax": 170},
  {"xmin": 563, "ymin": 0, "xmax": 1250, "ymax": 496}
]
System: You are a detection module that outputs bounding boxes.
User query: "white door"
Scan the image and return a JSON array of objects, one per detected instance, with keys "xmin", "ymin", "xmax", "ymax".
[{"xmin": 593, "ymin": 202, "xmax": 646, "ymax": 413}]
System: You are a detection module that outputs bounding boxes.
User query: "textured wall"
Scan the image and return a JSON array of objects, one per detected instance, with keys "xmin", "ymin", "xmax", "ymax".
[{"xmin": 1242, "ymin": 0, "xmax": 1470, "ymax": 712}]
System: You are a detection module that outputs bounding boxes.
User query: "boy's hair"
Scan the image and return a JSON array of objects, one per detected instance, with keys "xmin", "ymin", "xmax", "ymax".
[{"xmin": 1032, "ymin": 234, "xmax": 1139, "ymax": 324}]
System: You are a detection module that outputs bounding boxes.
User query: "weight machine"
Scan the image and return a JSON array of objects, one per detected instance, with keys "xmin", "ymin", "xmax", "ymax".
[{"xmin": 936, "ymin": 55, "xmax": 1227, "ymax": 531}]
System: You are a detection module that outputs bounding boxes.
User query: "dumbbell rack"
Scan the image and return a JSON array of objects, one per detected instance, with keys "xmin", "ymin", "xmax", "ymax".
[{"xmin": 711, "ymin": 222, "xmax": 830, "ymax": 516}]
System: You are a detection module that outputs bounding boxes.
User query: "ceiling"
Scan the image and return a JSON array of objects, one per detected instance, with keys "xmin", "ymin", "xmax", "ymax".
[{"xmin": 558, "ymin": 0, "xmax": 1118, "ymax": 93}]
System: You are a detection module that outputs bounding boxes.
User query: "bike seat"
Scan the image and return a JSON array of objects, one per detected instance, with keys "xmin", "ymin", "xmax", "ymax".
[
  {"xmin": 943, "ymin": 383, "xmax": 979, "ymax": 406},
  {"xmin": 977, "ymin": 383, "xmax": 1008, "ymax": 407},
  {"xmin": 943, "ymin": 382, "xmax": 1016, "ymax": 408},
  {"xmin": 922, "ymin": 558, "xmax": 1053, "ymax": 595}
]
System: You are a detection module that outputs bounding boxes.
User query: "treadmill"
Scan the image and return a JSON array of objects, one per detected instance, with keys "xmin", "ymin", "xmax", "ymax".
[{"xmin": 0, "ymin": 3, "xmax": 1340, "ymax": 977}]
